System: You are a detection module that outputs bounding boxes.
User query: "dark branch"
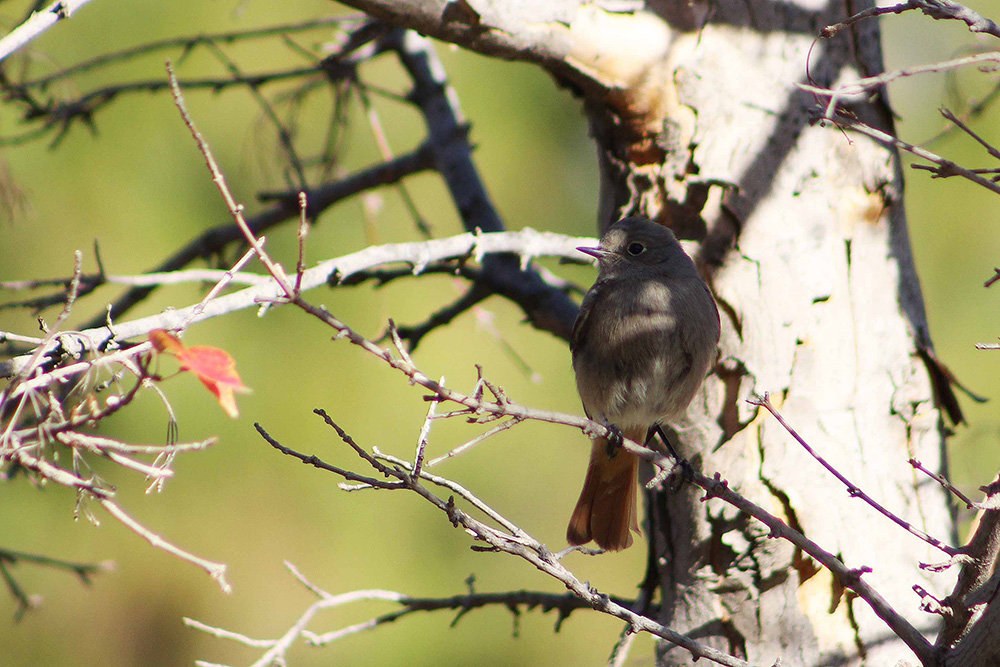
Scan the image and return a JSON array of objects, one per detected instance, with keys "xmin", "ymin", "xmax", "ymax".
[
  {"xmin": 80, "ymin": 143, "xmax": 434, "ymax": 329},
  {"xmin": 389, "ymin": 28, "xmax": 579, "ymax": 340},
  {"xmin": 0, "ymin": 548, "xmax": 112, "ymax": 621}
]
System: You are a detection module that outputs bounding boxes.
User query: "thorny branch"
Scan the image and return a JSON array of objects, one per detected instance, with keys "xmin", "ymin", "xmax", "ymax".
[{"xmin": 0, "ymin": 228, "xmax": 597, "ymax": 383}]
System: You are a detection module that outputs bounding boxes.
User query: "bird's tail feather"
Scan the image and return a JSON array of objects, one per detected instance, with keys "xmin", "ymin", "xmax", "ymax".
[{"xmin": 566, "ymin": 428, "xmax": 643, "ymax": 551}]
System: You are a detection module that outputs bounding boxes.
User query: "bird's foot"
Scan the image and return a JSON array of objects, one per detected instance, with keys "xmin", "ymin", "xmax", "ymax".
[{"xmin": 604, "ymin": 422, "xmax": 624, "ymax": 458}]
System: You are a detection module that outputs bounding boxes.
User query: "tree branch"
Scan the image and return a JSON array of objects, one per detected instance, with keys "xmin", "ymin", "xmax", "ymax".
[
  {"xmin": 255, "ymin": 417, "xmax": 758, "ymax": 667},
  {"xmin": 389, "ymin": 28, "xmax": 582, "ymax": 340},
  {"xmin": 0, "ymin": 0, "xmax": 95, "ymax": 63},
  {"xmin": 820, "ymin": 0, "xmax": 1000, "ymax": 39},
  {"xmin": 0, "ymin": 547, "xmax": 113, "ymax": 620},
  {"xmin": 0, "ymin": 228, "xmax": 595, "ymax": 383},
  {"xmin": 751, "ymin": 394, "xmax": 958, "ymax": 557}
]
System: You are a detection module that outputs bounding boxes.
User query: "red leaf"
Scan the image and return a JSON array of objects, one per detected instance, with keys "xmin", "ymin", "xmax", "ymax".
[
  {"xmin": 176, "ymin": 345, "xmax": 250, "ymax": 418},
  {"xmin": 148, "ymin": 330, "xmax": 250, "ymax": 418}
]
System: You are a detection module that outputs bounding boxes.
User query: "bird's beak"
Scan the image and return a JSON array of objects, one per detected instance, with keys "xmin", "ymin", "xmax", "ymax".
[{"xmin": 577, "ymin": 245, "xmax": 606, "ymax": 260}]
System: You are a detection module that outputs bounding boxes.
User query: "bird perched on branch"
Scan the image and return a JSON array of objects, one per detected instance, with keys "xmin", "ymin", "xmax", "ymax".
[{"xmin": 567, "ymin": 216, "xmax": 720, "ymax": 551}]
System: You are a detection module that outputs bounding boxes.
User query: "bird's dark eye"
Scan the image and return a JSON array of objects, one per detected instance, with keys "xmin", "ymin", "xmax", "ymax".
[{"xmin": 627, "ymin": 242, "xmax": 645, "ymax": 256}]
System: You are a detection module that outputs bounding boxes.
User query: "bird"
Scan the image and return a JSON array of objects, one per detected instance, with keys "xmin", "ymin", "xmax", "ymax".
[{"xmin": 566, "ymin": 216, "xmax": 720, "ymax": 551}]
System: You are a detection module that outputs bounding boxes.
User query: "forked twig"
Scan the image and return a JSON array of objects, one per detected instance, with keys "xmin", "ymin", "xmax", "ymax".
[{"xmin": 750, "ymin": 393, "xmax": 958, "ymax": 557}]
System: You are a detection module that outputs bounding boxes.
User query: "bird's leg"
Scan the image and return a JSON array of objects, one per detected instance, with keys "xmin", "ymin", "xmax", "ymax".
[
  {"xmin": 604, "ymin": 421, "xmax": 624, "ymax": 458},
  {"xmin": 650, "ymin": 424, "xmax": 694, "ymax": 482}
]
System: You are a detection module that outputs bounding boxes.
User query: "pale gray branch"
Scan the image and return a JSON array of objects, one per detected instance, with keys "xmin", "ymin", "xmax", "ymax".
[
  {"xmin": 0, "ymin": 229, "xmax": 596, "ymax": 383},
  {"xmin": 0, "ymin": 0, "xmax": 95, "ymax": 63}
]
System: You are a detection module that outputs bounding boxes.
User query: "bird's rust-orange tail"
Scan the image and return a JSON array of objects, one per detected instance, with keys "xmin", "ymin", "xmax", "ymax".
[{"xmin": 566, "ymin": 428, "xmax": 643, "ymax": 551}]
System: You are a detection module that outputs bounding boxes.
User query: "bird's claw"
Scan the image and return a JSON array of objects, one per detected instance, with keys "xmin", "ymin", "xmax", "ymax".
[{"xmin": 605, "ymin": 422, "xmax": 624, "ymax": 458}]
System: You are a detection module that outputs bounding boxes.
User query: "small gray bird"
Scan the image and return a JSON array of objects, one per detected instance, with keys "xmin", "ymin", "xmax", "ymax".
[{"xmin": 567, "ymin": 217, "xmax": 720, "ymax": 551}]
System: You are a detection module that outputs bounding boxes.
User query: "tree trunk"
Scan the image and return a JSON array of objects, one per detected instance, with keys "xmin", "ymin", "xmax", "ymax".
[{"xmin": 340, "ymin": 1, "xmax": 956, "ymax": 664}]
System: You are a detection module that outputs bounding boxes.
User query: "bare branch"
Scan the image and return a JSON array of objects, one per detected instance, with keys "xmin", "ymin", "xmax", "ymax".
[
  {"xmin": 390, "ymin": 28, "xmax": 581, "ymax": 340},
  {"xmin": 821, "ymin": 113, "xmax": 1000, "ymax": 196},
  {"xmin": 68, "ymin": 141, "xmax": 429, "ymax": 326},
  {"xmin": 820, "ymin": 0, "xmax": 1000, "ymax": 38},
  {"xmin": 935, "ymin": 477, "xmax": 1000, "ymax": 650},
  {"xmin": 426, "ymin": 416, "xmax": 523, "ymax": 467},
  {"xmin": 257, "ymin": 417, "xmax": 757, "ymax": 667},
  {"xmin": 186, "ymin": 557, "xmax": 655, "ymax": 667},
  {"xmin": 940, "ymin": 108, "xmax": 1000, "ymax": 162},
  {"xmin": 910, "ymin": 457, "xmax": 979, "ymax": 509},
  {"xmin": 16, "ymin": 15, "xmax": 353, "ymax": 87},
  {"xmin": 0, "ymin": 547, "xmax": 113, "ymax": 620},
  {"xmin": 98, "ymin": 499, "xmax": 230, "ymax": 593},
  {"xmin": 411, "ymin": 377, "xmax": 440, "ymax": 479},
  {"xmin": 168, "ymin": 61, "xmax": 292, "ymax": 293},
  {"xmin": 751, "ymin": 394, "xmax": 957, "ymax": 556},
  {"xmin": 801, "ymin": 52, "xmax": 1000, "ymax": 121},
  {"xmin": 745, "ymin": 395, "xmax": 938, "ymax": 663},
  {"xmin": 388, "ymin": 282, "xmax": 492, "ymax": 350},
  {"xmin": 259, "ymin": 312, "xmax": 933, "ymax": 666},
  {"xmin": 0, "ymin": 0, "xmax": 95, "ymax": 63},
  {"xmin": 0, "ymin": 228, "xmax": 593, "ymax": 384}
]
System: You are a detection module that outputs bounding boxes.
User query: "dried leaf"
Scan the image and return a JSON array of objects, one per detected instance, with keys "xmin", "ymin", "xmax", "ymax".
[{"xmin": 148, "ymin": 329, "xmax": 250, "ymax": 418}]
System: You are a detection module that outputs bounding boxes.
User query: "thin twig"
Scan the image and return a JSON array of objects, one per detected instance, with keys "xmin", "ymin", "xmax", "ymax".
[
  {"xmin": 0, "ymin": 547, "xmax": 112, "ymax": 620},
  {"xmin": 17, "ymin": 15, "xmax": 356, "ymax": 87},
  {"xmin": 750, "ymin": 393, "xmax": 958, "ymax": 557},
  {"xmin": 426, "ymin": 416, "xmax": 522, "ymax": 467},
  {"xmin": 391, "ymin": 282, "xmax": 492, "ymax": 351},
  {"xmin": 0, "ymin": 547, "xmax": 112, "ymax": 583},
  {"xmin": 167, "ymin": 61, "xmax": 292, "ymax": 293},
  {"xmin": 820, "ymin": 0, "xmax": 1000, "ymax": 38},
  {"xmin": 825, "ymin": 114, "xmax": 1000, "ymax": 196},
  {"xmin": 99, "ymin": 498, "xmax": 230, "ymax": 593},
  {"xmin": 295, "ymin": 192, "xmax": 309, "ymax": 296},
  {"xmin": 373, "ymin": 447, "xmax": 530, "ymax": 541},
  {"xmin": 801, "ymin": 52, "xmax": 1000, "ymax": 121},
  {"xmin": 260, "ymin": 418, "xmax": 756, "ymax": 667},
  {"xmin": 177, "ymin": 244, "xmax": 259, "ymax": 332},
  {"xmin": 411, "ymin": 377, "xmax": 440, "ymax": 479},
  {"xmin": 909, "ymin": 457, "xmax": 979, "ymax": 509},
  {"xmin": 940, "ymin": 108, "xmax": 1000, "ymax": 161},
  {"xmin": 202, "ymin": 41, "xmax": 309, "ymax": 189}
]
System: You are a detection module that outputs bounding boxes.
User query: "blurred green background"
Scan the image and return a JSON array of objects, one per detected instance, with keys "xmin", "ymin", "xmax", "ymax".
[{"xmin": 1, "ymin": 2, "xmax": 997, "ymax": 665}]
